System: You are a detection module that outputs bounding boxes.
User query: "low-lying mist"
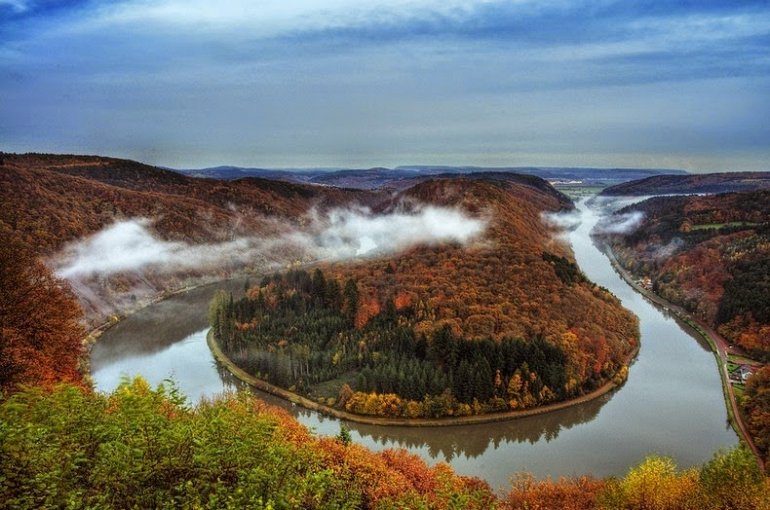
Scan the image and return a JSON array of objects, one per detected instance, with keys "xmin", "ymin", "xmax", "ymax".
[
  {"xmin": 541, "ymin": 196, "xmax": 646, "ymax": 238},
  {"xmin": 51, "ymin": 205, "xmax": 486, "ymax": 322}
]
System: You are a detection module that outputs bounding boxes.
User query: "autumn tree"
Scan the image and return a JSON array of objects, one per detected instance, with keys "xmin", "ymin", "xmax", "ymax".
[{"xmin": 0, "ymin": 230, "xmax": 84, "ymax": 392}]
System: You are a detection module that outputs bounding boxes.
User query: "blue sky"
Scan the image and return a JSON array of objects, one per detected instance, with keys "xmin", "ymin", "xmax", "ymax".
[{"xmin": 1, "ymin": 0, "xmax": 769, "ymax": 171}]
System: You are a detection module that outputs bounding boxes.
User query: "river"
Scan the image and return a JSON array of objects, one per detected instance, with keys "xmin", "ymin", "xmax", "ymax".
[{"xmin": 91, "ymin": 197, "xmax": 737, "ymax": 491}]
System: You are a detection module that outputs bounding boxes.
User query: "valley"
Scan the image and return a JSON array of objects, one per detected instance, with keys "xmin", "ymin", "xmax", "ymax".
[{"xmin": 90, "ymin": 196, "xmax": 737, "ymax": 489}]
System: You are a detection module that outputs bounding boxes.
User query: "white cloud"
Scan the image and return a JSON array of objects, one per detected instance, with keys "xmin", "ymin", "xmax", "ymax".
[
  {"xmin": 73, "ymin": 0, "xmax": 500, "ymax": 37},
  {"xmin": 53, "ymin": 205, "xmax": 486, "ymax": 279},
  {"xmin": 595, "ymin": 211, "xmax": 645, "ymax": 234}
]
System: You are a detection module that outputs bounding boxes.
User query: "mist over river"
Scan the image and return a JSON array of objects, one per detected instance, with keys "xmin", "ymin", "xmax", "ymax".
[{"xmin": 91, "ymin": 198, "xmax": 737, "ymax": 491}]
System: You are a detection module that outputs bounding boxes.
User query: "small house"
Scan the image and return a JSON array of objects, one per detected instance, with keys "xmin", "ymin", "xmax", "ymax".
[{"xmin": 737, "ymin": 364, "xmax": 754, "ymax": 382}]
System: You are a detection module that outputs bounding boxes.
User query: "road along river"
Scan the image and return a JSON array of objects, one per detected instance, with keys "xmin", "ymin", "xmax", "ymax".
[{"xmin": 91, "ymin": 197, "xmax": 737, "ymax": 491}]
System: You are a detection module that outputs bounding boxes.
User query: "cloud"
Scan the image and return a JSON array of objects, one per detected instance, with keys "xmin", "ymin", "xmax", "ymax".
[
  {"xmin": 595, "ymin": 211, "xmax": 645, "ymax": 234},
  {"xmin": 53, "ymin": 205, "xmax": 486, "ymax": 280},
  {"xmin": 541, "ymin": 209, "xmax": 582, "ymax": 230},
  {"xmin": 2, "ymin": 1, "xmax": 769, "ymax": 171},
  {"xmin": 311, "ymin": 206, "xmax": 485, "ymax": 258}
]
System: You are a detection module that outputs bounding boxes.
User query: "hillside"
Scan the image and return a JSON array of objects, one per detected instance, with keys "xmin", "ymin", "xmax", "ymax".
[
  {"xmin": 213, "ymin": 176, "xmax": 639, "ymax": 418},
  {"xmin": 600, "ymin": 190, "xmax": 770, "ymax": 358},
  {"xmin": 0, "ymin": 153, "xmax": 375, "ymax": 322},
  {"xmin": 600, "ymin": 172, "xmax": 770, "ymax": 196},
  {"xmin": 1, "ymin": 153, "xmax": 373, "ymax": 253}
]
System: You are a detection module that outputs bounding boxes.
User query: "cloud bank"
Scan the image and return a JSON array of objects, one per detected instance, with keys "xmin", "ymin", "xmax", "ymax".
[
  {"xmin": 2, "ymin": 1, "xmax": 769, "ymax": 170},
  {"xmin": 53, "ymin": 205, "xmax": 486, "ymax": 280}
]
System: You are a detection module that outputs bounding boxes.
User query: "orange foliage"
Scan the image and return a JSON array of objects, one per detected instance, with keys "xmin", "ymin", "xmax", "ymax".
[
  {"xmin": 0, "ymin": 228, "xmax": 85, "ymax": 392},
  {"xmin": 504, "ymin": 473, "xmax": 605, "ymax": 510},
  {"xmin": 327, "ymin": 178, "xmax": 638, "ymax": 389},
  {"xmin": 394, "ymin": 291, "xmax": 414, "ymax": 310},
  {"xmin": 355, "ymin": 297, "xmax": 381, "ymax": 329}
]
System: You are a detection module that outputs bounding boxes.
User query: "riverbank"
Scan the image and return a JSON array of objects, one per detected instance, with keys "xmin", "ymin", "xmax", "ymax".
[
  {"xmin": 597, "ymin": 239, "xmax": 764, "ymax": 471},
  {"xmin": 82, "ymin": 276, "xmax": 251, "ymax": 368},
  {"xmin": 207, "ymin": 329, "xmax": 638, "ymax": 427}
]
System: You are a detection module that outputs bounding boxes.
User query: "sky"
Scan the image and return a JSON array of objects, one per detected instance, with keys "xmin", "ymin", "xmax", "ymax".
[{"xmin": 1, "ymin": 0, "xmax": 769, "ymax": 171}]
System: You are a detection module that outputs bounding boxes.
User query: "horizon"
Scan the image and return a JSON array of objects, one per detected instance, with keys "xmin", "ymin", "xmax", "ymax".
[{"xmin": 1, "ymin": 1, "xmax": 769, "ymax": 172}]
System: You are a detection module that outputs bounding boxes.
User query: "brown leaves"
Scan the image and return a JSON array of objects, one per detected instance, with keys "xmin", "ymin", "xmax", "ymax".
[{"xmin": 0, "ymin": 230, "xmax": 85, "ymax": 392}]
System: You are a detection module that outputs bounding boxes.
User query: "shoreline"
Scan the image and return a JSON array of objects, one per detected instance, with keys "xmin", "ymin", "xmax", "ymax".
[
  {"xmin": 596, "ymin": 238, "xmax": 764, "ymax": 471},
  {"xmin": 207, "ymin": 329, "xmax": 639, "ymax": 428}
]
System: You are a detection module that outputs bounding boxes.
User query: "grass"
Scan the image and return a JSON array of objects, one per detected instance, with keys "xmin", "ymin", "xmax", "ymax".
[
  {"xmin": 729, "ymin": 353, "xmax": 761, "ymax": 366},
  {"xmin": 308, "ymin": 372, "xmax": 358, "ymax": 400},
  {"xmin": 690, "ymin": 221, "xmax": 763, "ymax": 231}
]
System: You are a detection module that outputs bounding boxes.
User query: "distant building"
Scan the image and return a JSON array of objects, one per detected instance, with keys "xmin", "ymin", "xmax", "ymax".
[{"xmin": 737, "ymin": 364, "xmax": 754, "ymax": 382}]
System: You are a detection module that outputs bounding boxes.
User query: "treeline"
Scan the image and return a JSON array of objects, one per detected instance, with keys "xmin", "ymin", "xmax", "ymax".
[
  {"xmin": 2, "ymin": 380, "xmax": 767, "ymax": 510},
  {"xmin": 211, "ymin": 268, "xmax": 624, "ymax": 419},
  {"xmin": 606, "ymin": 190, "xmax": 770, "ymax": 358}
]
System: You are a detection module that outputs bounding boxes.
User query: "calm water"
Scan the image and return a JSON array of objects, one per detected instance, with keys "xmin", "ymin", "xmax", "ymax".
[{"xmin": 91, "ymin": 198, "xmax": 737, "ymax": 491}]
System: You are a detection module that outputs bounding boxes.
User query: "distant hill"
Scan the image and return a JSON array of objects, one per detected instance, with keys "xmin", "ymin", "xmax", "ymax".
[
  {"xmin": 600, "ymin": 172, "xmax": 770, "ymax": 196},
  {"xmin": 179, "ymin": 165, "xmax": 686, "ymax": 190},
  {"xmin": 1, "ymin": 153, "xmax": 372, "ymax": 254}
]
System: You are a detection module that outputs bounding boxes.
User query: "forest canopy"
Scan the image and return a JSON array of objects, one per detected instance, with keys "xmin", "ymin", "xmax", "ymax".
[{"xmin": 603, "ymin": 190, "xmax": 770, "ymax": 358}]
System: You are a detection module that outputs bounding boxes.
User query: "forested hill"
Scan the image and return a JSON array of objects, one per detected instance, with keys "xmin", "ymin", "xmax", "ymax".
[
  {"xmin": 602, "ymin": 190, "xmax": 770, "ymax": 357},
  {"xmin": 600, "ymin": 171, "xmax": 770, "ymax": 196},
  {"xmin": 1, "ymin": 151, "xmax": 635, "ymax": 398},
  {"xmin": 214, "ymin": 176, "xmax": 638, "ymax": 418},
  {"xmin": 0, "ymin": 153, "xmax": 374, "ymax": 255},
  {"xmin": 0, "ymin": 153, "xmax": 380, "ymax": 322}
]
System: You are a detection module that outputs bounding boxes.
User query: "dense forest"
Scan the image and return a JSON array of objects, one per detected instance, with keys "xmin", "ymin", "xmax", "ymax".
[
  {"xmin": 745, "ymin": 366, "xmax": 770, "ymax": 462},
  {"xmin": 212, "ymin": 176, "xmax": 638, "ymax": 418},
  {"xmin": 603, "ymin": 190, "xmax": 770, "ymax": 358},
  {"xmin": 1, "ymin": 379, "xmax": 768, "ymax": 510},
  {"xmin": 212, "ymin": 268, "xmax": 590, "ymax": 418}
]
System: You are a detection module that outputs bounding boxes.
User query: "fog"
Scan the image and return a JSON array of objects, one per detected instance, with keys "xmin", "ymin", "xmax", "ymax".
[
  {"xmin": 54, "ymin": 205, "xmax": 486, "ymax": 280},
  {"xmin": 594, "ymin": 211, "xmax": 645, "ymax": 235},
  {"xmin": 543, "ymin": 196, "xmax": 648, "ymax": 239}
]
